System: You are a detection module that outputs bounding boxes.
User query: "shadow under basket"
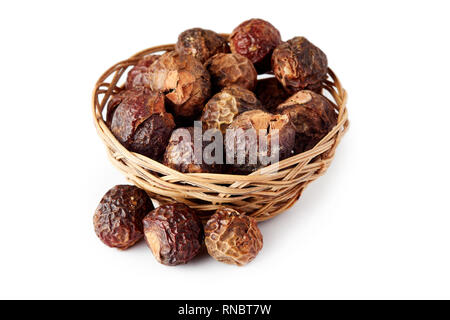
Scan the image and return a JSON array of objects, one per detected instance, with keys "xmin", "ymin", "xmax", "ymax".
[{"xmin": 92, "ymin": 41, "xmax": 349, "ymax": 222}]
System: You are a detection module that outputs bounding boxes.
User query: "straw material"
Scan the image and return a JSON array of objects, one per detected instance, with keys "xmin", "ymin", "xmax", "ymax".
[{"xmin": 92, "ymin": 39, "xmax": 349, "ymax": 222}]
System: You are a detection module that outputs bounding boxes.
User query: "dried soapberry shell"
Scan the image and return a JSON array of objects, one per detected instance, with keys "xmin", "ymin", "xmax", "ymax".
[
  {"xmin": 205, "ymin": 53, "xmax": 257, "ymax": 91},
  {"xmin": 143, "ymin": 203, "xmax": 203, "ymax": 266},
  {"xmin": 125, "ymin": 54, "xmax": 160, "ymax": 89},
  {"xmin": 201, "ymin": 86, "xmax": 263, "ymax": 135},
  {"xmin": 225, "ymin": 109, "xmax": 295, "ymax": 174},
  {"xmin": 94, "ymin": 185, "xmax": 153, "ymax": 250},
  {"xmin": 276, "ymin": 90, "xmax": 337, "ymax": 154},
  {"xmin": 230, "ymin": 18, "xmax": 282, "ymax": 73},
  {"xmin": 163, "ymin": 127, "xmax": 222, "ymax": 173},
  {"xmin": 176, "ymin": 28, "xmax": 229, "ymax": 63},
  {"xmin": 255, "ymin": 77, "xmax": 290, "ymax": 112},
  {"xmin": 107, "ymin": 88, "xmax": 175, "ymax": 160},
  {"xmin": 146, "ymin": 51, "xmax": 211, "ymax": 118},
  {"xmin": 272, "ymin": 37, "xmax": 328, "ymax": 94},
  {"xmin": 204, "ymin": 208, "xmax": 263, "ymax": 266}
]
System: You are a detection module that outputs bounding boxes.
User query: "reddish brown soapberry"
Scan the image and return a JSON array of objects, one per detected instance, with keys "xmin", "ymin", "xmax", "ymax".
[
  {"xmin": 272, "ymin": 37, "xmax": 328, "ymax": 94},
  {"xmin": 176, "ymin": 28, "xmax": 229, "ymax": 63},
  {"xmin": 205, "ymin": 53, "xmax": 257, "ymax": 91},
  {"xmin": 204, "ymin": 208, "xmax": 263, "ymax": 266},
  {"xmin": 107, "ymin": 88, "xmax": 175, "ymax": 160},
  {"xmin": 163, "ymin": 127, "xmax": 222, "ymax": 173},
  {"xmin": 94, "ymin": 185, "xmax": 153, "ymax": 250},
  {"xmin": 125, "ymin": 54, "xmax": 160, "ymax": 89},
  {"xmin": 255, "ymin": 77, "xmax": 290, "ymax": 112},
  {"xmin": 146, "ymin": 51, "xmax": 211, "ymax": 118},
  {"xmin": 225, "ymin": 109, "xmax": 295, "ymax": 174},
  {"xmin": 143, "ymin": 203, "xmax": 203, "ymax": 266},
  {"xmin": 276, "ymin": 90, "xmax": 337, "ymax": 154},
  {"xmin": 201, "ymin": 86, "xmax": 263, "ymax": 135},
  {"xmin": 230, "ymin": 18, "xmax": 282, "ymax": 73}
]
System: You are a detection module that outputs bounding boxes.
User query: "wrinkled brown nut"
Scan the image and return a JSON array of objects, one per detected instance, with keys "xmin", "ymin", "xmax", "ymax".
[
  {"xmin": 230, "ymin": 18, "xmax": 282, "ymax": 73},
  {"xmin": 94, "ymin": 185, "xmax": 153, "ymax": 250},
  {"xmin": 146, "ymin": 51, "xmax": 211, "ymax": 118},
  {"xmin": 163, "ymin": 127, "xmax": 222, "ymax": 173},
  {"xmin": 125, "ymin": 54, "xmax": 160, "ymax": 89},
  {"xmin": 204, "ymin": 208, "xmax": 263, "ymax": 266},
  {"xmin": 143, "ymin": 203, "xmax": 203, "ymax": 266},
  {"xmin": 255, "ymin": 77, "xmax": 290, "ymax": 112},
  {"xmin": 277, "ymin": 90, "xmax": 337, "ymax": 154},
  {"xmin": 272, "ymin": 37, "xmax": 328, "ymax": 94},
  {"xmin": 225, "ymin": 109, "xmax": 295, "ymax": 174},
  {"xmin": 201, "ymin": 86, "xmax": 263, "ymax": 135},
  {"xmin": 176, "ymin": 28, "xmax": 229, "ymax": 63},
  {"xmin": 205, "ymin": 53, "xmax": 257, "ymax": 91},
  {"xmin": 107, "ymin": 88, "xmax": 175, "ymax": 160}
]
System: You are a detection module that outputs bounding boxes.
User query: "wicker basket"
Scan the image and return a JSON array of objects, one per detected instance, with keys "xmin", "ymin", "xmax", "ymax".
[{"xmin": 92, "ymin": 39, "xmax": 349, "ymax": 222}]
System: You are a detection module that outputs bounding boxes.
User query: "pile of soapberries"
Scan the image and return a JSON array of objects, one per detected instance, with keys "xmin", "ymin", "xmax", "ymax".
[
  {"xmin": 94, "ymin": 19, "xmax": 337, "ymax": 266},
  {"xmin": 106, "ymin": 18, "xmax": 337, "ymax": 174}
]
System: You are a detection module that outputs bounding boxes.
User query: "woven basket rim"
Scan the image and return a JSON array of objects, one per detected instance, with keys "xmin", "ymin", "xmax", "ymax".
[{"xmin": 91, "ymin": 39, "xmax": 349, "ymax": 221}]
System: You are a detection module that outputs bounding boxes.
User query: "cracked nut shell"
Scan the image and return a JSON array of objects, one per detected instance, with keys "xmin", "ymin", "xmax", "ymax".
[
  {"xmin": 205, "ymin": 53, "xmax": 257, "ymax": 91},
  {"xmin": 276, "ymin": 90, "xmax": 337, "ymax": 154},
  {"xmin": 143, "ymin": 203, "xmax": 203, "ymax": 266},
  {"xmin": 107, "ymin": 88, "xmax": 175, "ymax": 160},
  {"xmin": 272, "ymin": 37, "xmax": 328, "ymax": 94},
  {"xmin": 230, "ymin": 18, "xmax": 282, "ymax": 73},
  {"xmin": 201, "ymin": 86, "xmax": 263, "ymax": 135},
  {"xmin": 125, "ymin": 54, "xmax": 160, "ymax": 89},
  {"xmin": 94, "ymin": 185, "xmax": 153, "ymax": 250},
  {"xmin": 255, "ymin": 77, "xmax": 290, "ymax": 112},
  {"xmin": 225, "ymin": 109, "xmax": 295, "ymax": 174},
  {"xmin": 146, "ymin": 51, "xmax": 211, "ymax": 118},
  {"xmin": 163, "ymin": 127, "xmax": 222, "ymax": 173},
  {"xmin": 204, "ymin": 208, "xmax": 263, "ymax": 266},
  {"xmin": 176, "ymin": 28, "xmax": 229, "ymax": 63}
]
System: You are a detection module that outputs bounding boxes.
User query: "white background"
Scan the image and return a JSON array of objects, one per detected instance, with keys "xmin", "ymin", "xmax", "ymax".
[{"xmin": 0, "ymin": 0, "xmax": 449, "ymax": 299}]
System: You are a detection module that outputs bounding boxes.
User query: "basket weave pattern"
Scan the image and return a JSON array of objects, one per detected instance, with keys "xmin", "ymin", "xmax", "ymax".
[{"xmin": 92, "ymin": 42, "xmax": 349, "ymax": 222}]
